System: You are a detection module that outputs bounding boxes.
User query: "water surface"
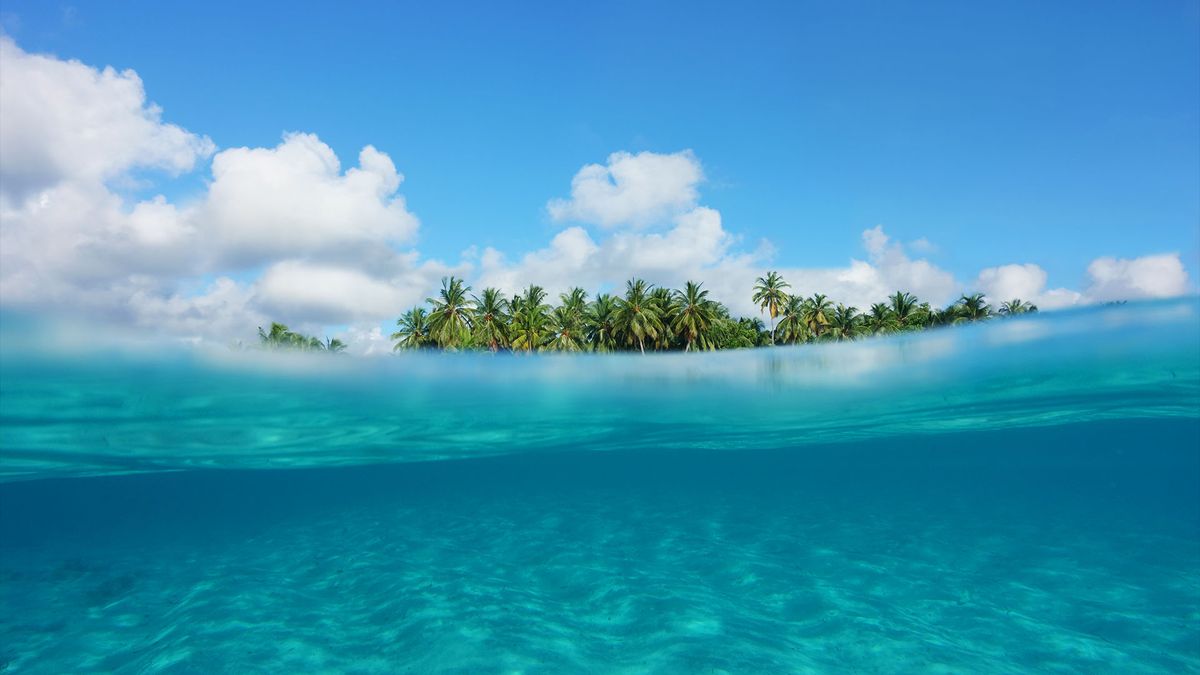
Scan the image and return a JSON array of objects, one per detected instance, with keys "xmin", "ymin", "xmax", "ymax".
[{"xmin": 1, "ymin": 301, "xmax": 1198, "ymax": 672}]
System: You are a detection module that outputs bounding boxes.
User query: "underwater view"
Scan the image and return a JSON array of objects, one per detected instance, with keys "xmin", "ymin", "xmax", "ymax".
[{"xmin": 0, "ymin": 300, "xmax": 1197, "ymax": 672}]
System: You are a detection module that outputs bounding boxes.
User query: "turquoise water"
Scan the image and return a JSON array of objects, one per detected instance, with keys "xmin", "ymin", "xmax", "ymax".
[{"xmin": 1, "ymin": 301, "xmax": 1198, "ymax": 672}]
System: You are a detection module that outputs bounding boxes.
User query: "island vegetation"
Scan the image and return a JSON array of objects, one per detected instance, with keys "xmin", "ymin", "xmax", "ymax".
[
  {"xmin": 257, "ymin": 272, "xmax": 1038, "ymax": 354},
  {"xmin": 256, "ymin": 322, "xmax": 347, "ymax": 353}
]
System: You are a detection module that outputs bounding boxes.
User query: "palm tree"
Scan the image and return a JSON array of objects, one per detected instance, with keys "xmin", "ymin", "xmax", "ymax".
[
  {"xmin": 671, "ymin": 281, "xmax": 718, "ymax": 351},
  {"xmin": 258, "ymin": 322, "xmax": 318, "ymax": 350},
  {"xmin": 775, "ymin": 294, "xmax": 810, "ymax": 345},
  {"xmin": 257, "ymin": 322, "xmax": 345, "ymax": 352},
  {"xmin": 391, "ymin": 307, "xmax": 432, "ymax": 350},
  {"xmin": 914, "ymin": 302, "xmax": 936, "ymax": 328},
  {"xmin": 828, "ymin": 304, "xmax": 862, "ymax": 341},
  {"xmin": 615, "ymin": 278, "xmax": 665, "ymax": 354},
  {"xmin": 546, "ymin": 305, "xmax": 588, "ymax": 352},
  {"xmin": 865, "ymin": 303, "xmax": 899, "ymax": 336},
  {"xmin": 560, "ymin": 287, "xmax": 589, "ymax": 318},
  {"xmin": 888, "ymin": 291, "xmax": 924, "ymax": 330},
  {"xmin": 258, "ymin": 322, "xmax": 293, "ymax": 349},
  {"xmin": 511, "ymin": 285, "xmax": 551, "ymax": 353},
  {"xmin": 955, "ymin": 293, "xmax": 993, "ymax": 323},
  {"xmin": 585, "ymin": 293, "xmax": 620, "ymax": 352},
  {"xmin": 752, "ymin": 271, "xmax": 790, "ymax": 344},
  {"xmin": 998, "ymin": 298, "xmax": 1038, "ymax": 316},
  {"xmin": 929, "ymin": 304, "xmax": 958, "ymax": 327},
  {"xmin": 650, "ymin": 286, "xmax": 678, "ymax": 350},
  {"xmin": 471, "ymin": 287, "xmax": 511, "ymax": 352},
  {"xmin": 802, "ymin": 294, "xmax": 833, "ymax": 339},
  {"xmin": 427, "ymin": 276, "xmax": 474, "ymax": 349}
]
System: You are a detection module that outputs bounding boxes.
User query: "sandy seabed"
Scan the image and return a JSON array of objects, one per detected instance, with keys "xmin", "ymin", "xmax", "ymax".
[{"xmin": 1, "ymin": 452, "xmax": 1197, "ymax": 674}]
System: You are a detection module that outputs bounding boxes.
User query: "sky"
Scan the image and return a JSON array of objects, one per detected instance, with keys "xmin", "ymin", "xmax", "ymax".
[{"xmin": 0, "ymin": 1, "xmax": 1197, "ymax": 351}]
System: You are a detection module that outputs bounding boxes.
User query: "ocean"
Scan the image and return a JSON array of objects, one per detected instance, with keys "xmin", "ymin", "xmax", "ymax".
[{"xmin": 1, "ymin": 300, "xmax": 1197, "ymax": 673}]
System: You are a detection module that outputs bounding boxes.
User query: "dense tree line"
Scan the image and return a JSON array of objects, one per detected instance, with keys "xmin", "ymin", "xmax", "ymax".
[
  {"xmin": 252, "ymin": 272, "xmax": 1037, "ymax": 354},
  {"xmin": 385, "ymin": 273, "xmax": 1037, "ymax": 353},
  {"xmin": 256, "ymin": 323, "xmax": 347, "ymax": 353}
]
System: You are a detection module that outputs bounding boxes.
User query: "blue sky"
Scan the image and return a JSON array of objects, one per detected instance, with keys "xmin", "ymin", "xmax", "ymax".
[
  {"xmin": 5, "ymin": 0, "xmax": 1197, "ymax": 281},
  {"xmin": 0, "ymin": 1, "xmax": 1197, "ymax": 347}
]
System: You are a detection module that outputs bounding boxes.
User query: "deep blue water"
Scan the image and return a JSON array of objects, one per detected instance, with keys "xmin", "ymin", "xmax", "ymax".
[{"xmin": 1, "ymin": 302, "xmax": 1198, "ymax": 672}]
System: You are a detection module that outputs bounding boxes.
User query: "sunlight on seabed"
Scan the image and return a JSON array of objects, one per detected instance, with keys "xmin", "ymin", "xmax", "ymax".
[{"xmin": 1, "ymin": 299, "xmax": 1197, "ymax": 482}]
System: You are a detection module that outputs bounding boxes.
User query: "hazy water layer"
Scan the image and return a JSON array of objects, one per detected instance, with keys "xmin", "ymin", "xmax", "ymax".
[
  {"xmin": 2, "ymin": 301, "xmax": 1198, "ymax": 482},
  {"xmin": 0, "ymin": 301, "xmax": 1198, "ymax": 672}
]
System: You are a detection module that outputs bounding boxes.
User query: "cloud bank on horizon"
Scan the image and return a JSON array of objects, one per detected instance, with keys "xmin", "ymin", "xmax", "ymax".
[{"xmin": 0, "ymin": 37, "xmax": 1191, "ymax": 352}]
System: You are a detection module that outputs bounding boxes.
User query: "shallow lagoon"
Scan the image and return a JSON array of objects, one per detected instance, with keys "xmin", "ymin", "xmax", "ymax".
[{"xmin": 1, "ymin": 301, "xmax": 1198, "ymax": 672}]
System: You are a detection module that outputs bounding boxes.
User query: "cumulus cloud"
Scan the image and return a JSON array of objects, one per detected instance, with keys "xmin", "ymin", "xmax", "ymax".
[
  {"xmin": 255, "ymin": 261, "xmax": 410, "ymax": 325},
  {"xmin": 477, "ymin": 206, "xmax": 734, "ymax": 300},
  {"xmin": 547, "ymin": 150, "xmax": 703, "ymax": 228},
  {"xmin": 694, "ymin": 227, "xmax": 960, "ymax": 316},
  {"xmin": 200, "ymin": 134, "xmax": 419, "ymax": 265},
  {"xmin": 976, "ymin": 263, "xmax": 1048, "ymax": 301},
  {"xmin": 128, "ymin": 277, "xmax": 264, "ymax": 344},
  {"xmin": 0, "ymin": 36, "xmax": 213, "ymax": 205},
  {"xmin": 0, "ymin": 39, "xmax": 435, "ymax": 346},
  {"xmin": 1085, "ymin": 254, "xmax": 1189, "ymax": 302},
  {"xmin": 975, "ymin": 255, "xmax": 1190, "ymax": 310},
  {"xmin": 478, "ymin": 213, "xmax": 959, "ymax": 317},
  {"xmin": 974, "ymin": 263, "xmax": 1081, "ymax": 310}
]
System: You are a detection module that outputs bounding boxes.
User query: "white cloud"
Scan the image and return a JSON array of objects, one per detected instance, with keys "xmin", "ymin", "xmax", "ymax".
[
  {"xmin": 0, "ymin": 36, "xmax": 433, "ymax": 340},
  {"xmin": 974, "ymin": 263, "xmax": 1082, "ymax": 310},
  {"xmin": 703, "ymin": 229, "xmax": 960, "ymax": 316},
  {"xmin": 0, "ymin": 36, "xmax": 213, "ymax": 205},
  {"xmin": 340, "ymin": 323, "xmax": 394, "ymax": 356},
  {"xmin": 128, "ymin": 277, "xmax": 263, "ymax": 344},
  {"xmin": 908, "ymin": 237, "xmax": 937, "ymax": 254},
  {"xmin": 976, "ymin": 263, "xmax": 1048, "ymax": 301},
  {"xmin": 478, "ymin": 214, "xmax": 959, "ymax": 316},
  {"xmin": 546, "ymin": 150, "xmax": 703, "ymax": 228},
  {"xmin": 499, "ymin": 157, "xmax": 967, "ymax": 316},
  {"xmin": 477, "ymin": 206, "xmax": 734, "ymax": 299},
  {"xmin": 254, "ymin": 260, "xmax": 409, "ymax": 324},
  {"xmin": 200, "ymin": 134, "xmax": 419, "ymax": 266},
  {"xmin": 0, "ymin": 182, "xmax": 201, "ymax": 309},
  {"xmin": 1085, "ymin": 254, "xmax": 1189, "ymax": 302},
  {"xmin": 975, "ymin": 255, "xmax": 1190, "ymax": 310}
]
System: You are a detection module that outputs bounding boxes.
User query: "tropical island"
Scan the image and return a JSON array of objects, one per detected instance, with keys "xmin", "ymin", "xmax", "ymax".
[{"xmin": 257, "ymin": 272, "xmax": 1038, "ymax": 354}]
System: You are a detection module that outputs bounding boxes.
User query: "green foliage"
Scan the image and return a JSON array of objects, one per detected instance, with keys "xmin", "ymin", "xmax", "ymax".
[
  {"xmin": 802, "ymin": 294, "xmax": 833, "ymax": 340},
  {"xmin": 865, "ymin": 302, "xmax": 899, "ymax": 336},
  {"xmin": 257, "ymin": 322, "xmax": 346, "ymax": 353},
  {"xmin": 775, "ymin": 295, "xmax": 810, "ymax": 345},
  {"xmin": 511, "ymin": 285, "xmax": 551, "ymax": 353},
  {"xmin": 614, "ymin": 278, "xmax": 666, "ymax": 354},
  {"xmin": 427, "ymin": 276, "xmax": 474, "ymax": 349},
  {"xmin": 320, "ymin": 282, "xmax": 1041, "ymax": 354},
  {"xmin": 998, "ymin": 298, "xmax": 1038, "ymax": 316},
  {"xmin": 672, "ymin": 281, "xmax": 719, "ymax": 351},
  {"xmin": 471, "ymin": 287, "xmax": 512, "ymax": 352},
  {"xmin": 953, "ymin": 293, "xmax": 993, "ymax": 323},
  {"xmin": 391, "ymin": 307, "xmax": 433, "ymax": 350},
  {"xmin": 752, "ymin": 271, "xmax": 790, "ymax": 344},
  {"xmin": 828, "ymin": 304, "xmax": 862, "ymax": 341},
  {"xmin": 586, "ymin": 293, "xmax": 620, "ymax": 352}
]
